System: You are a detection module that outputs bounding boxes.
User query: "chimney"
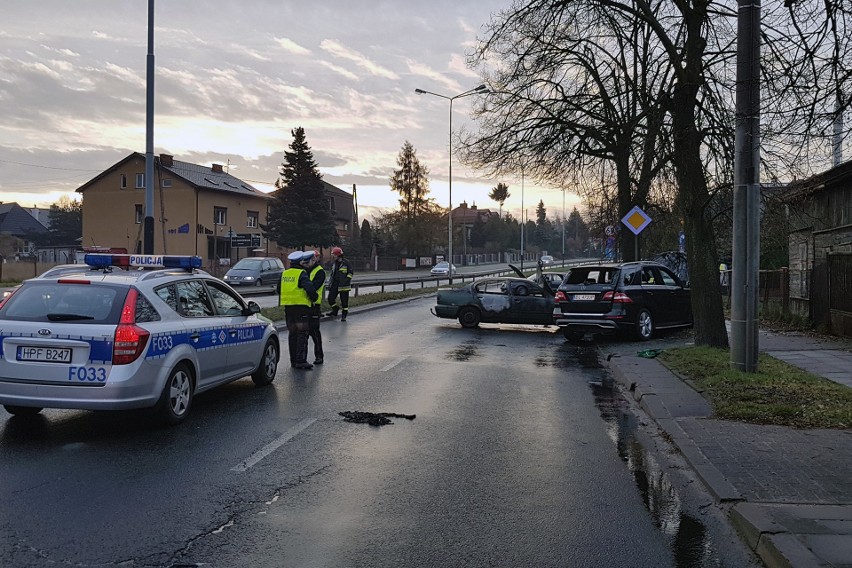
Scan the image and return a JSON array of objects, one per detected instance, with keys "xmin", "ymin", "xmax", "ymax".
[
  {"xmin": 160, "ymin": 154, "xmax": 174, "ymax": 167},
  {"xmin": 212, "ymin": 163, "xmax": 223, "ymax": 173}
]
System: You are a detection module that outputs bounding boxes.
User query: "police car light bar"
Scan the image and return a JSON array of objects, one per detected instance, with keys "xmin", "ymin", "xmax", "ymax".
[{"xmin": 84, "ymin": 254, "xmax": 203, "ymax": 269}]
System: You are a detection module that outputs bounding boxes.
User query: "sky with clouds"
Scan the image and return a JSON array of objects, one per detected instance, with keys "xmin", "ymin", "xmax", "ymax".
[{"xmin": 0, "ymin": 0, "xmax": 580, "ymax": 222}]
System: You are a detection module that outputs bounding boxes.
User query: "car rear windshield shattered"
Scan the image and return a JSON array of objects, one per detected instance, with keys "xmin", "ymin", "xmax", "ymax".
[{"xmin": 565, "ymin": 268, "xmax": 619, "ymax": 285}]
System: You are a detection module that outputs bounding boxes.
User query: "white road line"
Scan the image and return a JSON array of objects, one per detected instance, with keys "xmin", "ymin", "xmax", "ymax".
[
  {"xmin": 231, "ymin": 417, "xmax": 317, "ymax": 472},
  {"xmin": 379, "ymin": 357, "xmax": 406, "ymax": 372}
]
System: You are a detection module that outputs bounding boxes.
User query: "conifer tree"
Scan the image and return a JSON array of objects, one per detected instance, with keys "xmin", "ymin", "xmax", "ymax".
[{"xmin": 265, "ymin": 127, "xmax": 336, "ymax": 249}]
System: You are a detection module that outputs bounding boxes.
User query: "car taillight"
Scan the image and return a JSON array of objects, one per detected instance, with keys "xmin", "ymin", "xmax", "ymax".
[
  {"xmin": 113, "ymin": 288, "xmax": 150, "ymax": 365},
  {"xmin": 601, "ymin": 291, "xmax": 633, "ymax": 303},
  {"xmin": 555, "ymin": 291, "xmax": 568, "ymax": 303},
  {"xmin": 0, "ymin": 287, "xmax": 20, "ymax": 309}
]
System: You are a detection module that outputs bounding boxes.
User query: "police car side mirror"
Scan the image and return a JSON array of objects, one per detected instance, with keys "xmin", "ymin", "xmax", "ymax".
[{"xmin": 243, "ymin": 302, "xmax": 261, "ymax": 316}]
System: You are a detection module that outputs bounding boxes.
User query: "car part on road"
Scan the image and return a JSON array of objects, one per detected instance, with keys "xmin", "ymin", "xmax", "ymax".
[{"xmin": 339, "ymin": 411, "xmax": 416, "ymax": 426}]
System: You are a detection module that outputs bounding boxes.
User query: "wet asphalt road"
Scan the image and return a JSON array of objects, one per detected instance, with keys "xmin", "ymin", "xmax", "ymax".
[{"xmin": 0, "ymin": 298, "xmax": 760, "ymax": 567}]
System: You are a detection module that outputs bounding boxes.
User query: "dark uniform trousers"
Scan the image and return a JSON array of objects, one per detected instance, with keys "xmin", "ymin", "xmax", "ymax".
[
  {"xmin": 284, "ymin": 305, "xmax": 312, "ymax": 365},
  {"xmin": 308, "ymin": 305, "xmax": 323, "ymax": 361}
]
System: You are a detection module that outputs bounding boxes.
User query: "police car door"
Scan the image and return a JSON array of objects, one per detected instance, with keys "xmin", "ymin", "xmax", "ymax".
[
  {"xmin": 169, "ymin": 280, "xmax": 229, "ymax": 385},
  {"xmin": 204, "ymin": 280, "xmax": 263, "ymax": 378}
]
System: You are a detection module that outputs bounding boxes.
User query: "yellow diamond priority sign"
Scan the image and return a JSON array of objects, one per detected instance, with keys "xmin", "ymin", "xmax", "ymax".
[{"xmin": 621, "ymin": 205, "xmax": 652, "ymax": 235}]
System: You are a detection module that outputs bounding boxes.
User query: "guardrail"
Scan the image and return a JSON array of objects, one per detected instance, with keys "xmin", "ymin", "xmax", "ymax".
[{"xmin": 350, "ymin": 266, "xmax": 521, "ymax": 296}]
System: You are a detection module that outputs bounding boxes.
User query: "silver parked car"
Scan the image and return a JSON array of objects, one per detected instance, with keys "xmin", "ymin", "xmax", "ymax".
[
  {"xmin": 0, "ymin": 254, "xmax": 280, "ymax": 425},
  {"xmin": 430, "ymin": 261, "xmax": 457, "ymax": 276},
  {"xmin": 223, "ymin": 256, "xmax": 285, "ymax": 291}
]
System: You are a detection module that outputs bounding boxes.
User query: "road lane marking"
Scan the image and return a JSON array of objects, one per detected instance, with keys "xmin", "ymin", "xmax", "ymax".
[
  {"xmin": 379, "ymin": 357, "xmax": 406, "ymax": 372},
  {"xmin": 231, "ymin": 417, "xmax": 316, "ymax": 472}
]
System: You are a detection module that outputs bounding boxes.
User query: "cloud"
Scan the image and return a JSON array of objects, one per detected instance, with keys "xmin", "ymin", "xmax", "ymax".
[
  {"xmin": 40, "ymin": 44, "xmax": 79, "ymax": 57},
  {"xmin": 319, "ymin": 60, "xmax": 359, "ymax": 81},
  {"xmin": 320, "ymin": 39, "xmax": 399, "ymax": 80},
  {"xmin": 406, "ymin": 59, "xmax": 461, "ymax": 93},
  {"xmin": 275, "ymin": 37, "xmax": 310, "ymax": 55}
]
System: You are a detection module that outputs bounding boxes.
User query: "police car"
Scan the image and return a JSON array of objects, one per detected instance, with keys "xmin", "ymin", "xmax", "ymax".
[{"xmin": 0, "ymin": 254, "xmax": 280, "ymax": 425}]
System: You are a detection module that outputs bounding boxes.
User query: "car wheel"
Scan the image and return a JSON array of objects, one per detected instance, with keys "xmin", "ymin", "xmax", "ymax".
[
  {"xmin": 4, "ymin": 405, "xmax": 43, "ymax": 417},
  {"xmin": 252, "ymin": 339, "xmax": 279, "ymax": 386},
  {"xmin": 458, "ymin": 307, "xmax": 481, "ymax": 328},
  {"xmin": 156, "ymin": 363, "xmax": 193, "ymax": 425},
  {"xmin": 255, "ymin": 279, "xmax": 263, "ymax": 287},
  {"xmin": 635, "ymin": 308, "xmax": 653, "ymax": 341},
  {"xmin": 562, "ymin": 329, "xmax": 585, "ymax": 343}
]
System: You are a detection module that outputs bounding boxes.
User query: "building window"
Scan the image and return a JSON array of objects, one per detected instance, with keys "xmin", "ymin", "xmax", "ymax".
[
  {"xmin": 135, "ymin": 173, "xmax": 145, "ymax": 188},
  {"xmin": 161, "ymin": 178, "xmax": 172, "ymax": 187},
  {"xmin": 120, "ymin": 174, "xmax": 127, "ymax": 189},
  {"xmin": 214, "ymin": 207, "xmax": 227, "ymax": 226},
  {"xmin": 247, "ymin": 211, "xmax": 258, "ymax": 228},
  {"xmin": 328, "ymin": 197, "xmax": 336, "ymax": 213},
  {"xmin": 135, "ymin": 204, "xmax": 143, "ymax": 224},
  {"xmin": 344, "ymin": 223, "xmax": 349, "ymax": 231}
]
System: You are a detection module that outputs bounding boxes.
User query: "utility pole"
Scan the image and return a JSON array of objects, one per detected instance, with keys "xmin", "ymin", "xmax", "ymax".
[
  {"xmin": 143, "ymin": 0, "xmax": 155, "ymax": 254},
  {"xmin": 731, "ymin": 0, "xmax": 761, "ymax": 372}
]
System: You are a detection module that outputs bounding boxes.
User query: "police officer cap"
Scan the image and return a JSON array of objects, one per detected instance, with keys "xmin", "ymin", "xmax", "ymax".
[
  {"xmin": 287, "ymin": 251, "xmax": 303, "ymax": 262},
  {"xmin": 300, "ymin": 251, "xmax": 316, "ymax": 263}
]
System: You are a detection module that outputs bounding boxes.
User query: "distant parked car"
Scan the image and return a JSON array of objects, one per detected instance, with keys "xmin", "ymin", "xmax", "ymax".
[
  {"xmin": 223, "ymin": 257, "xmax": 284, "ymax": 291},
  {"xmin": 553, "ymin": 260, "xmax": 692, "ymax": 342},
  {"xmin": 430, "ymin": 261, "xmax": 457, "ymax": 276},
  {"xmin": 539, "ymin": 255, "xmax": 554, "ymax": 267}
]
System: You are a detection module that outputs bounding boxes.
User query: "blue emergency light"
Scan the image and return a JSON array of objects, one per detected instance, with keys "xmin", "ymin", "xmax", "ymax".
[{"xmin": 84, "ymin": 254, "xmax": 203, "ymax": 269}]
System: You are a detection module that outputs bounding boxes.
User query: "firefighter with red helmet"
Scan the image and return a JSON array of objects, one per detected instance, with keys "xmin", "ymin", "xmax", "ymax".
[{"xmin": 326, "ymin": 246, "xmax": 353, "ymax": 321}]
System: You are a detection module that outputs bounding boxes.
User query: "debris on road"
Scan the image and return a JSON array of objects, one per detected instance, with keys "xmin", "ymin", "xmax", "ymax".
[{"xmin": 339, "ymin": 411, "xmax": 416, "ymax": 426}]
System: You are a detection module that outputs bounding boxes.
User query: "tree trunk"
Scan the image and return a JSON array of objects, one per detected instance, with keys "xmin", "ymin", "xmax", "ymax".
[{"xmin": 671, "ymin": 84, "xmax": 729, "ymax": 348}]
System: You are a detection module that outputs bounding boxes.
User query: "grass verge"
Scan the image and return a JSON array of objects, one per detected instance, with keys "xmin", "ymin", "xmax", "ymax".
[
  {"xmin": 260, "ymin": 286, "xmax": 440, "ymax": 322},
  {"xmin": 659, "ymin": 346, "xmax": 852, "ymax": 429}
]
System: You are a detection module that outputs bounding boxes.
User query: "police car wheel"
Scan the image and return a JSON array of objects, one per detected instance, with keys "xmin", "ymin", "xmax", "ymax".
[
  {"xmin": 157, "ymin": 364, "xmax": 193, "ymax": 425},
  {"xmin": 252, "ymin": 339, "xmax": 279, "ymax": 386},
  {"xmin": 4, "ymin": 405, "xmax": 43, "ymax": 417}
]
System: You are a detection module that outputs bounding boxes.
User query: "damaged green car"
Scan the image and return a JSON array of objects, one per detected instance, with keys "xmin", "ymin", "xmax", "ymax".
[{"xmin": 430, "ymin": 264, "xmax": 557, "ymax": 328}]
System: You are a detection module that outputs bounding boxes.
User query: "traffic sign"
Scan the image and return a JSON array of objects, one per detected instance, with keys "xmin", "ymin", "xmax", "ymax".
[
  {"xmin": 230, "ymin": 233, "xmax": 261, "ymax": 248},
  {"xmin": 621, "ymin": 206, "xmax": 652, "ymax": 235}
]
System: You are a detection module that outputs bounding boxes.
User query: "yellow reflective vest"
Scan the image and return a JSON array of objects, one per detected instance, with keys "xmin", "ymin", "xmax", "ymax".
[
  {"xmin": 279, "ymin": 268, "xmax": 311, "ymax": 307},
  {"xmin": 309, "ymin": 265, "xmax": 325, "ymax": 306}
]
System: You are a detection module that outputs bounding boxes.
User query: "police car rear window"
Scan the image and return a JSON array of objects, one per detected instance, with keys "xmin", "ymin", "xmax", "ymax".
[{"xmin": 0, "ymin": 282, "xmax": 124, "ymax": 324}]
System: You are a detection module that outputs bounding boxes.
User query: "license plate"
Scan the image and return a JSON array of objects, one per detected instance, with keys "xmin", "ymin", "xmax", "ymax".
[
  {"xmin": 16, "ymin": 346, "xmax": 72, "ymax": 363},
  {"xmin": 573, "ymin": 294, "xmax": 596, "ymax": 301}
]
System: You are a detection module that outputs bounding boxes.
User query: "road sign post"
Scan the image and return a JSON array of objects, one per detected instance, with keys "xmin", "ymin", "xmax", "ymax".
[{"xmin": 621, "ymin": 206, "xmax": 652, "ymax": 260}]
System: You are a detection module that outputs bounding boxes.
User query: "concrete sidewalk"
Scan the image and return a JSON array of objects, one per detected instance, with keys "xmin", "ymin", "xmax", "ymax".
[{"xmin": 605, "ymin": 328, "xmax": 852, "ymax": 568}]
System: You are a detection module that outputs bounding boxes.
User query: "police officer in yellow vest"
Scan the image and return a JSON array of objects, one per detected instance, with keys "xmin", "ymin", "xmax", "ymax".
[
  {"xmin": 306, "ymin": 250, "xmax": 325, "ymax": 365},
  {"xmin": 280, "ymin": 251, "xmax": 318, "ymax": 369}
]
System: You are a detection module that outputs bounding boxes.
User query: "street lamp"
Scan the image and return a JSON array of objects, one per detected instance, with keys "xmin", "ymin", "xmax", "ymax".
[{"xmin": 414, "ymin": 84, "xmax": 488, "ymax": 281}]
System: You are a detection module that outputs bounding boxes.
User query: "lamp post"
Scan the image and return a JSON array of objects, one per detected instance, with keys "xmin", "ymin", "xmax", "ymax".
[{"xmin": 414, "ymin": 84, "xmax": 488, "ymax": 282}]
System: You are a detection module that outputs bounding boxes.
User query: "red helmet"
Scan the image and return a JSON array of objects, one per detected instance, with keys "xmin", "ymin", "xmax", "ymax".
[{"xmin": 331, "ymin": 247, "xmax": 343, "ymax": 256}]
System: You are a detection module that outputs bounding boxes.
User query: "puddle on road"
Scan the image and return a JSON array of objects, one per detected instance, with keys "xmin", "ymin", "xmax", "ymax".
[
  {"xmin": 448, "ymin": 340, "xmax": 481, "ymax": 361},
  {"xmin": 574, "ymin": 346, "xmax": 723, "ymax": 568}
]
